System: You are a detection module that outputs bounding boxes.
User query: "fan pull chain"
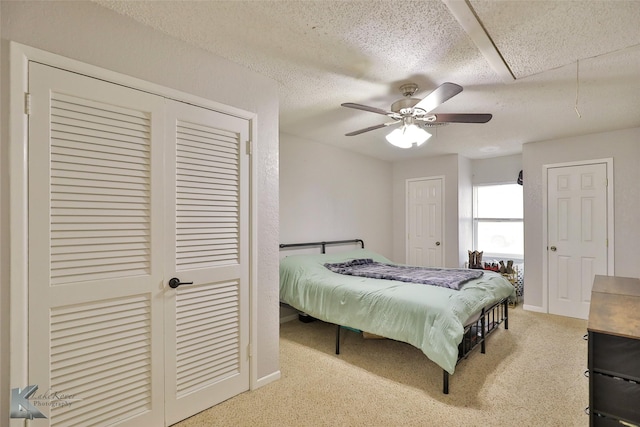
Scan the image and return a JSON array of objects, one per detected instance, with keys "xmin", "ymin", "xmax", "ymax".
[{"xmin": 574, "ymin": 59, "xmax": 582, "ymax": 118}]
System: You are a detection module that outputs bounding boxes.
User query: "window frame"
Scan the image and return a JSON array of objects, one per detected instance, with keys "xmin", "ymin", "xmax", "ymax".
[{"xmin": 472, "ymin": 183, "xmax": 524, "ymax": 261}]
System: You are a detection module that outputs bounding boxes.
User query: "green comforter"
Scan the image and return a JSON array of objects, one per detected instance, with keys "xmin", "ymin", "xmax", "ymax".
[{"xmin": 279, "ymin": 249, "xmax": 515, "ymax": 374}]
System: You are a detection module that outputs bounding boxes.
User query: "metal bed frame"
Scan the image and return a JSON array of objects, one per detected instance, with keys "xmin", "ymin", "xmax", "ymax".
[
  {"xmin": 279, "ymin": 238, "xmax": 509, "ymax": 394},
  {"xmin": 279, "ymin": 238, "xmax": 365, "ymax": 253}
]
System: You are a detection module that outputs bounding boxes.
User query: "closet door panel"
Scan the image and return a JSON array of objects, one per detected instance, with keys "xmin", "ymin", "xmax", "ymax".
[
  {"xmin": 28, "ymin": 62, "xmax": 165, "ymax": 427},
  {"xmin": 163, "ymin": 100, "xmax": 250, "ymax": 425},
  {"xmin": 27, "ymin": 59, "xmax": 251, "ymax": 427}
]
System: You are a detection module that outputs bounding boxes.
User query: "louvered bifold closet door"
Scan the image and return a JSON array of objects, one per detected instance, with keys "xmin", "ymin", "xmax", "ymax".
[
  {"xmin": 164, "ymin": 100, "xmax": 250, "ymax": 426},
  {"xmin": 28, "ymin": 63, "xmax": 165, "ymax": 427}
]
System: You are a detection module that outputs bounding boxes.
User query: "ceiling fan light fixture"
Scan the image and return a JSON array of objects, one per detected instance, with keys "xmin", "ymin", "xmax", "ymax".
[
  {"xmin": 385, "ymin": 124, "xmax": 431, "ymax": 149},
  {"xmin": 342, "ymin": 82, "xmax": 492, "ymax": 142}
]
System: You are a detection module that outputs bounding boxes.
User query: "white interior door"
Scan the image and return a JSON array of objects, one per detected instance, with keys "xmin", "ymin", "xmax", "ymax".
[
  {"xmin": 163, "ymin": 101, "xmax": 250, "ymax": 425},
  {"xmin": 407, "ymin": 177, "xmax": 443, "ymax": 267},
  {"xmin": 28, "ymin": 62, "xmax": 166, "ymax": 426},
  {"xmin": 547, "ymin": 163, "xmax": 608, "ymax": 319},
  {"xmin": 27, "ymin": 61, "xmax": 250, "ymax": 427}
]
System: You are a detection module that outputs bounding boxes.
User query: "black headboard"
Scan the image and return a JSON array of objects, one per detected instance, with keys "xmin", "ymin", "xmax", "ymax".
[{"xmin": 279, "ymin": 239, "xmax": 364, "ymax": 254}]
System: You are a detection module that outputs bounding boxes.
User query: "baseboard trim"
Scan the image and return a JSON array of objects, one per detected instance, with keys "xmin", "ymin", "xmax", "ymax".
[
  {"xmin": 279, "ymin": 314, "xmax": 298, "ymax": 324},
  {"xmin": 523, "ymin": 304, "xmax": 546, "ymax": 313},
  {"xmin": 254, "ymin": 370, "xmax": 281, "ymax": 390}
]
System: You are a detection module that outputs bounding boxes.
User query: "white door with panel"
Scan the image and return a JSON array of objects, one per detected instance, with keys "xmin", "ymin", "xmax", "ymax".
[
  {"xmin": 163, "ymin": 100, "xmax": 249, "ymax": 425},
  {"xmin": 28, "ymin": 62, "xmax": 249, "ymax": 426},
  {"xmin": 547, "ymin": 163, "xmax": 608, "ymax": 319},
  {"xmin": 407, "ymin": 178, "xmax": 443, "ymax": 267}
]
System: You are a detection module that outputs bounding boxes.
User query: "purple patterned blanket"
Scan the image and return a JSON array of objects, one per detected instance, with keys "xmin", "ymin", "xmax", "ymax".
[{"xmin": 324, "ymin": 258, "xmax": 483, "ymax": 290}]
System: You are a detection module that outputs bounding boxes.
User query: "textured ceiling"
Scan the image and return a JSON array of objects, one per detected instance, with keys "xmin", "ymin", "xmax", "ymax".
[{"xmin": 94, "ymin": 0, "xmax": 640, "ymax": 161}]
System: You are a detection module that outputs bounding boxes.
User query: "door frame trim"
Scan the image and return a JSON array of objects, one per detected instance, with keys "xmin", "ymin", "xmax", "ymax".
[
  {"xmin": 541, "ymin": 158, "xmax": 614, "ymax": 314},
  {"xmin": 8, "ymin": 42, "xmax": 259, "ymax": 405},
  {"xmin": 405, "ymin": 176, "xmax": 445, "ymax": 266}
]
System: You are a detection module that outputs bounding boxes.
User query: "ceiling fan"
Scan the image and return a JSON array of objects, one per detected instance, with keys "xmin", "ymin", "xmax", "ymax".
[{"xmin": 341, "ymin": 82, "xmax": 492, "ymax": 148}]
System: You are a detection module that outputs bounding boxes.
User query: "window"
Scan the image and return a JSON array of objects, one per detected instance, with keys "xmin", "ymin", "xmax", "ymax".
[{"xmin": 473, "ymin": 183, "xmax": 523, "ymax": 259}]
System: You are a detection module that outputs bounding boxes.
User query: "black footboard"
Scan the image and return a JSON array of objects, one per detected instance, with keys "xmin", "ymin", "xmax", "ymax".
[
  {"xmin": 443, "ymin": 297, "xmax": 509, "ymax": 394},
  {"xmin": 335, "ymin": 297, "xmax": 509, "ymax": 394}
]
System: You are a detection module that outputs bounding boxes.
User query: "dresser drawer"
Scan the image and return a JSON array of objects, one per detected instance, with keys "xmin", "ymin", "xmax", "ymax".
[
  {"xmin": 592, "ymin": 414, "xmax": 630, "ymax": 426},
  {"xmin": 591, "ymin": 332, "xmax": 640, "ymax": 380},
  {"xmin": 592, "ymin": 373, "xmax": 640, "ymax": 423}
]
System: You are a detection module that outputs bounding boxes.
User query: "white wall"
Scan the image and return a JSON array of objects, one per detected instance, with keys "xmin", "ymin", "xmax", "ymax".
[
  {"xmin": 522, "ymin": 127, "xmax": 640, "ymax": 309},
  {"xmin": 458, "ymin": 156, "xmax": 473, "ymax": 266},
  {"xmin": 0, "ymin": 2, "xmax": 280, "ymax": 417},
  {"xmin": 280, "ymin": 134, "xmax": 393, "ymax": 258},
  {"xmin": 472, "ymin": 154, "xmax": 522, "ymax": 185}
]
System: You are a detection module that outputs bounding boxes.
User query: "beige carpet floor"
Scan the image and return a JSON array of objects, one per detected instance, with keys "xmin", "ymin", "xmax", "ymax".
[{"xmin": 175, "ymin": 306, "xmax": 589, "ymax": 427}]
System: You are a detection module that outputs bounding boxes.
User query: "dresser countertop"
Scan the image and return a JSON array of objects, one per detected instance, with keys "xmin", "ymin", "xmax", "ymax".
[{"xmin": 588, "ymin": 275, "xmax": 640, "ymax": 340}]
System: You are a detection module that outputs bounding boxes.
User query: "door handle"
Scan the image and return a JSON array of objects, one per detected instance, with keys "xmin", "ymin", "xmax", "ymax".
[
  {"xmin": 550, "ymin": 246, "xmax": 557, "ymax": 252},
  {"xmin": 435, "ymin": 241, "xmax": 441, "ymax": 246},
  {"xmin": 168, "ymin": 277, "xmax": 194, "ymax": 289}
]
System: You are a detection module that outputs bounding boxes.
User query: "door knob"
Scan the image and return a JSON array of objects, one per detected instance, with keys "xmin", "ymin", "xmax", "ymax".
[
  {"xmin": 168, "ymin": 277, "xmax": 194, "ymax": 289},
  {"xmin": 550, "ymin": 246, "xmax": 557, "ymax": 252},
  {"xmin": 435, "ymin": 241, "xmax": 441, "ymax": 246}
]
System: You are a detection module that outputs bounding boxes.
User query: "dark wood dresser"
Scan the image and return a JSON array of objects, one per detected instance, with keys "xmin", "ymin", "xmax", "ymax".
[{"xmin": 587, "ymin": 275, "xmax": 640, "ymax": 426}]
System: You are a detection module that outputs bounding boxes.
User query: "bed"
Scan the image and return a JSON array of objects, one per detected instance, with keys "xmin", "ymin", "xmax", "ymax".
[{"xmin": 279, "ymin": 239, "xmax": 516, "ymax": 394}]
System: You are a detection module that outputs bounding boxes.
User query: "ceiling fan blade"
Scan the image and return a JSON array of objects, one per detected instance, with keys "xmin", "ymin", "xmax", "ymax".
[
  {"xmin": 428, "ymin": 113, "xmax": 492, "ymax": 123},
  {"xmin": 341, "ymin": 102, "xmax": 395, "ymax": 116},
  {"xmin": 413, "ymin": 82, "xmax": 463, "ymax": 113},
  {"xmin": 345, "ymin": 121, "xmax": 400, "ymax": 136}
]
